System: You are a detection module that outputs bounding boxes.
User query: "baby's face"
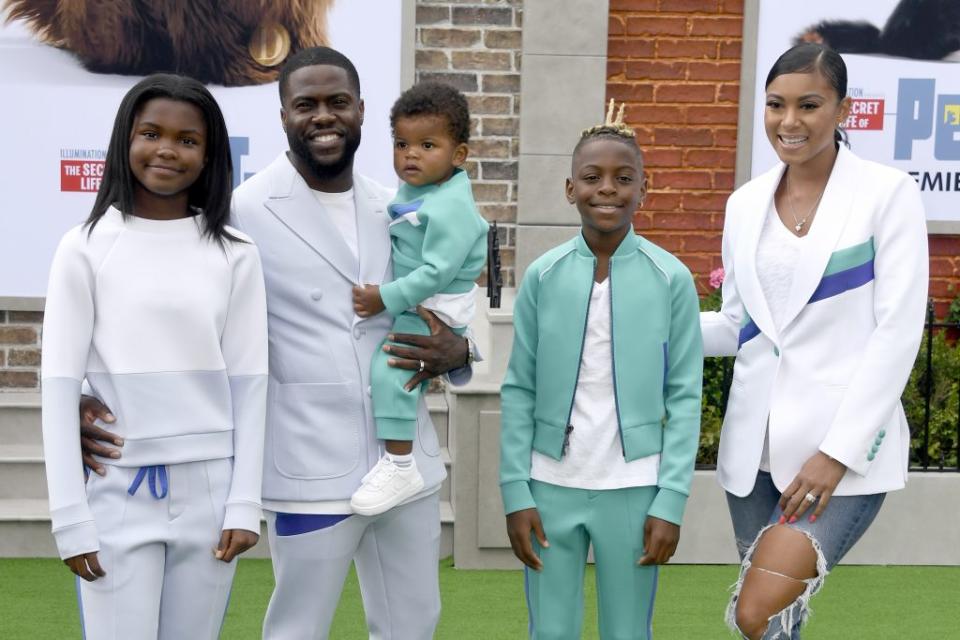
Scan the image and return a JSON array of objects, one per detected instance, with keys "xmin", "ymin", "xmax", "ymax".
[{"xmin": 392, "ymin": 115, "xmax": 468, "ymax": 187}]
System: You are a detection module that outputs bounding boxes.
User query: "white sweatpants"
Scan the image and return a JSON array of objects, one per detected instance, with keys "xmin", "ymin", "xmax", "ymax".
[
  {"xmin": 77, "ymin": 459, "xmax": 237, "ymax": 639},
  {"xmin": 262, "ymin": 492, "xmax": 441, "ymax": 640}
]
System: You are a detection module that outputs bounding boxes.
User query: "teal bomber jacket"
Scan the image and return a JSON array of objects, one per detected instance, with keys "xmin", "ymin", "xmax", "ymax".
[{"xmin": 499, "ymin": 231, "xmax": 703, "ymax": 525}]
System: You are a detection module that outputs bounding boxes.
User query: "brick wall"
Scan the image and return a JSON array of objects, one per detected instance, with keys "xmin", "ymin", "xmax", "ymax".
[
  {"xmin": 929, "ymin": 236, "xmax": 960, "ymax": 317},
  {"xmin": 415, "ymin": 0, "xmax": 521, "ymax": 288},
  {"xmin": 0, "ymin": 0, "xmax": 524, "ymax": 391},
  {"xmin": 0, "ymin": 311, "xmax": 41, "ymax": 390},
  {"xmin": 607, "ymin": 0, "xmax": 742, "ymax": 294},
  {"xmin": 607, "ymin": 0, "xmax": 960, "ymax": 314}
]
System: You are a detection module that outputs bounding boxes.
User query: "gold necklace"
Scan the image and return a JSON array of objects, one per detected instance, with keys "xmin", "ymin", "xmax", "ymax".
[{"xmin": 785, "ymin": 171, "xmax": 826, "ymax": 233}]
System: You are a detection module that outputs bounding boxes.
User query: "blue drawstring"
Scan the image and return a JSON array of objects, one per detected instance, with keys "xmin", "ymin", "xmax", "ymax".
[{"xmin": 127, "ymin": 465, "xmax": 168, "ymax": 499}]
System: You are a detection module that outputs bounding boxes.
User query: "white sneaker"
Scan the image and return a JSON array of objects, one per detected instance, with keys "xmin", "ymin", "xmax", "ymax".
[{"xmin": 350, "ymin": 455, "xmax": 425, "ymax": 516}]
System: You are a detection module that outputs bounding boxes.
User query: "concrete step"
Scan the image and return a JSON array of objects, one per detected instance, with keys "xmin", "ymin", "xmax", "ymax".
[
  {"xmin": 0, "ymin": 393, "xmax": 41, "ymax": 446},
  {"xmin": 0, "ymin": 499, "xmax": 58, "ymax": 557},
  {"xmin": 0, "ymin": 444, "xmax": 46, "ymax": 499},
  {"xmin": 427, "ymin": 392, "xmax": 448, "ymax": 450}
]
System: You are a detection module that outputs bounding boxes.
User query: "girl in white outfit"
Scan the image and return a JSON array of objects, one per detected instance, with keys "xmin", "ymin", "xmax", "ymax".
[{"xmin": 41, "ymin": 74, "xmax": 268, "ymax": 639}]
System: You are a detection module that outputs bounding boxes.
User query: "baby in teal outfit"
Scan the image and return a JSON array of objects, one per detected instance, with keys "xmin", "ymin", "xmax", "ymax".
[{"xmin": 351, "ymin": 82, "xmax": 488, "ymax": 516}]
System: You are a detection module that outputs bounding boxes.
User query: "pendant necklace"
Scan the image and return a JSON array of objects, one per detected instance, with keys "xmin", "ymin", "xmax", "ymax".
[{"xmin": 785, "ymin": 171, "xmax": 826, "ymax": 233}]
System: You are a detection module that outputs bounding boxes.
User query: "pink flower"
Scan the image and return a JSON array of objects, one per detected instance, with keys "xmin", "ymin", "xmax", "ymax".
[{"xmin": 709, "ymin": 267, "xmax": 725, "ymax": 290}]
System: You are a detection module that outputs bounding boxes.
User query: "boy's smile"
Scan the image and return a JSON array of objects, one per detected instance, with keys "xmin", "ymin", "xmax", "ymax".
[
  {"xmin": 566, "ymin": 138, "xmax": 646, "ymax": 242},
  {"xmin": 392, "ymin": 115, "xmax": 468, "ymax": 187}
]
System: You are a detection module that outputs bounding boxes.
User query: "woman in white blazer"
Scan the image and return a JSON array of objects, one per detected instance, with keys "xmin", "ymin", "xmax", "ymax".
[{"xmin": 701, "ymin": 44, "xmax": 928, "ymax": 639}]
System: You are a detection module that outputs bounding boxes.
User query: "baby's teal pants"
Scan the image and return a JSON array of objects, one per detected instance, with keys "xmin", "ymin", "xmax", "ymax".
[{"xmin": 371, "ymin": 311, "xmax": 465, "ymax": 441}]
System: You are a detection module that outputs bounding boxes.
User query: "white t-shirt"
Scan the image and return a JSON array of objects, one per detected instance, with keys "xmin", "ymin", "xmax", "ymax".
[
  {"xmin": 311, "ymin": 187, "xmax": 358, "ymax": 260},
  {"xmin": 755, "ymin": 202, "xmax": 805, "ymax": 471},
  {"xmin": 531, "ymin": 278, "xmax": 660, "ymax": 490}
]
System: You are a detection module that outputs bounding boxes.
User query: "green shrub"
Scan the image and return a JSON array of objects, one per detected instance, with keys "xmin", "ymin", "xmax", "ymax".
[
  {"xmin": 902, "ymin": 329, "xmax": 960, "ymax": 469},
  {"xmin": 698, "ymin": 286, "xmax": 731, "ymax": 466}
]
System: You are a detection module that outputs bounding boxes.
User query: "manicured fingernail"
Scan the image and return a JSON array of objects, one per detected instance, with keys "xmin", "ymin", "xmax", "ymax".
[
  {"xmin": 387, "ymin": 334, "xmax": 395, "ymax": 341},
  {"xmin": 788, "ymin": 516, "xmax": 797, "ymax": 524},
  {"xmin": 114, "ymin": 438, "xmax": 124, "ymax": 446},
  {"xmin": 95, "ymin": 467, "xmax": 106, "ymax": 476},
  {"xmin": 109, "ymin": 451, "xmax": 121, "ymax": 459},
  {"xmin": 778, "ymin": 516, "xmax": 786, "ymax": 525},
  {"xmin": 808, "ymin": 515, "xmax": 817, "ymax": 523}
]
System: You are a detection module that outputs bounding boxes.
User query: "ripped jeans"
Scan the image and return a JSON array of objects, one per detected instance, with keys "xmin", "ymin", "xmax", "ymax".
[{"xmin": 725, "ymin": 471, "xmax": 885, "ymax": 639}]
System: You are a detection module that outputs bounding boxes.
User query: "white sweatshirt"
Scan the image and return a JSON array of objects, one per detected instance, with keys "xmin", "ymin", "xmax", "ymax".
[{"xmin": 41, "ymin": 207, "xmax": 268, "ymax": 560}]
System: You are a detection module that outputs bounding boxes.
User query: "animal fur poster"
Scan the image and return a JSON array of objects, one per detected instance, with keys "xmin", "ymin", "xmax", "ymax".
[
  {"xmin": 0, "ymin": 0, "xmax": 402, "ymax": 297},
  {"xmin": 751, "ymin": 0, "xmax": 960, "ymax": 226}
]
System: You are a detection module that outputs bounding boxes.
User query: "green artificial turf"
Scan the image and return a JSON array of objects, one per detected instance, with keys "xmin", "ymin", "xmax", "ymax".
[{"xmin": 0, "ymin": 558, "xmax": 956, "ymax": 638}]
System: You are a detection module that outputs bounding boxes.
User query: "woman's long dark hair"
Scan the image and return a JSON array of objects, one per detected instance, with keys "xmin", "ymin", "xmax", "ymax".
[
  {"xmin": 86, "ymin": 73, "xmax": 239, "ymax": 243},
  {"xmin": 766, "ymin": 43, "xmax": 849, "ymax": 146}
]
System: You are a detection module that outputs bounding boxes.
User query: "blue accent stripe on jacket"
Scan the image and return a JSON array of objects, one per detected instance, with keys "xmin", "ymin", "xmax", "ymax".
[
  {"xmin": 809, "ymin": 238, "xmax": 876, "ymax": 304},
  {"xmin": 387, "ymin": 199, "xmax": 424, "ymax": 219},
  {"xmin": 738, "ymin": 316, "xmax": 760, "ymax": 348},
  {"xmin": 662, "ymin": 342, "xmax": 669, "ymax": 391},
  {"xmin": 808, "ymin": 259, "xmax": 875, "ymax": 303}
]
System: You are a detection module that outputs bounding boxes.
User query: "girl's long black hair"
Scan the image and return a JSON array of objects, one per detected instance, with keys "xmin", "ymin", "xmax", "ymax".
[{"xmin": 86, "ymin": 73, "xmax": 240, "ymax": 243}]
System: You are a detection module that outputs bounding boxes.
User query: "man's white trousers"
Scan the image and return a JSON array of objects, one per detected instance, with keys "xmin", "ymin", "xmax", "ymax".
[{"xmin": 262, "ymin": 492, "xmax": 441, "ymax": 640}]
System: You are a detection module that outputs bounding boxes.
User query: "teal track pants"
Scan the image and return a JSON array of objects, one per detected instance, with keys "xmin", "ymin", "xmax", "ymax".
[
  {"xmin": 371, "ymin": 312, "xmax": 430, "ymax": 441},
  {"xmin": 525, "ymin": 480, "xmax": 660, "ymax": 640}
]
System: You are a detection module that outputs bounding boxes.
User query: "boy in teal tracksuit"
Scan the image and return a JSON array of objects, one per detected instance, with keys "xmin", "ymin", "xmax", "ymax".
[{"xmin": 500, "ymin": 103, "xmax": 703, "ymax": 639}]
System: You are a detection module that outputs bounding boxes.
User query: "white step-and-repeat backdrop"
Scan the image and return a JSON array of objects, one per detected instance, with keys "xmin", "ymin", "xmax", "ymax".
[
  {"xmin": 751, "ymin": 0, "xmax": 960, "ymax": 226},
  {"xmin": 0, "ymin": 1, "xmax": 402, "ymax": 297}
]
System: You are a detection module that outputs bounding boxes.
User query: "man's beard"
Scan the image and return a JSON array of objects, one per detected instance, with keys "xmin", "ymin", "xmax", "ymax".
[{"xmin": 287, "ymin": 129, "xmax": 362, "ymax": 182}]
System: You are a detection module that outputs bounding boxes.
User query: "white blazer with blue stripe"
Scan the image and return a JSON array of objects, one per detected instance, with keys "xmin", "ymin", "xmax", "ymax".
[{"xmin": 701, "ymin": 145, "xmax": 929, "ymax": 498}]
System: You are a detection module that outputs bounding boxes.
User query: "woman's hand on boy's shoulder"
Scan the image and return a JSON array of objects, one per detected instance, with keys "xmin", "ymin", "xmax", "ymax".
[
  {"xmin": 638, "ymin": 516, "xmax": 680, "ymax": 566},
  {"xmin": 65, "ymin": 551, "xmax": 106, "ymax": 581},
  {"xmin": 215, "ymin": 529, "xmax": 259, "ymax": 563},
  {"xmin": 506, "ymin": 508, "xmax": 549, "ymax": 571}
]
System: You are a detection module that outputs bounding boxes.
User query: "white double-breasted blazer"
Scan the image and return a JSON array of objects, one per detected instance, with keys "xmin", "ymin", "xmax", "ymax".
[
  {"xmin": 230, "ymin": 154, "xmax": 448, "ymax": 505},
  {"xmin": 701, "ymin": 146, "xmax": 928, "ymax": 498}
]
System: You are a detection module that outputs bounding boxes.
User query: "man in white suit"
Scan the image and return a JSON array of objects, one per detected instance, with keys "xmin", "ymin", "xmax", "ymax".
[{"xmin": 79, "ymin": 47, "xmax": 472, "ymax": 639}]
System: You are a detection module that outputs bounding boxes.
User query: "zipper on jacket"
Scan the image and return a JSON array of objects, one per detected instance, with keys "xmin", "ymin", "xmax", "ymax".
[
  {"xmin": 608, "ymin": 264, "xmax": 626, "ymax": 457},
  {"xmin": 562, "ymin": 260, "xmax": 597, "ymax": 458},
  {"xmin": 562, "ymin": 425, "xmax": 574, "ymax": 456}
]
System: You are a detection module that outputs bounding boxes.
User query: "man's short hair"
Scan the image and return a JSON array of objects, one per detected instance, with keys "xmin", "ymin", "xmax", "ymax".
[{"xmin": 278, "ymin": 47, "xmax": 361, "ymax": 101}]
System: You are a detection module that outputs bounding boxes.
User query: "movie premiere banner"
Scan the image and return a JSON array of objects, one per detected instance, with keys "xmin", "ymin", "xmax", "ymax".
[
  {"xmin": 0, "ymin": 2, "xmax": 402, "ymax": 297},
  {"xmin": 751, "ymin": 0, "xmax": 960, "ymax": 227}
]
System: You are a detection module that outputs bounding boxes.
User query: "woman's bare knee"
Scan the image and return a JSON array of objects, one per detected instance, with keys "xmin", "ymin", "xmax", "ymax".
[{"xmin": 734, "ymin": 599, "xmax": 769, "ymax": 640}]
